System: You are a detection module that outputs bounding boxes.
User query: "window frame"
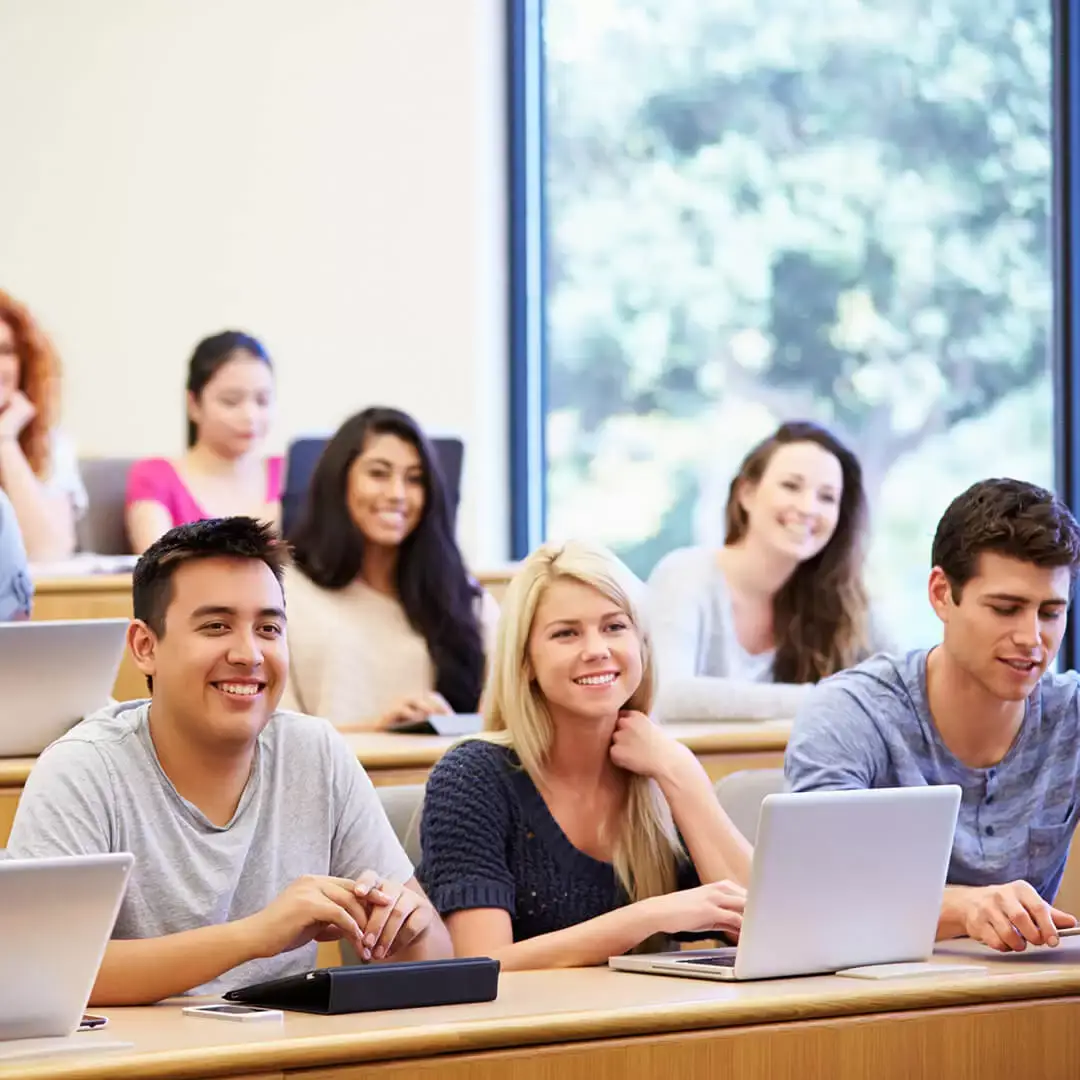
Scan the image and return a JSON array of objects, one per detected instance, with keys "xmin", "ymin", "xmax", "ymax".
[{"xmin": 1054, "ymin": 0, "xmax": 1080, "ymax": 670}]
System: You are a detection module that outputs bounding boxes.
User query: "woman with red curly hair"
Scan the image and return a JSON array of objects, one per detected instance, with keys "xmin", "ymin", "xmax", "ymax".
[{"xmin": 0, "ymin": 290, "xmax": 86, "ymax": 560}]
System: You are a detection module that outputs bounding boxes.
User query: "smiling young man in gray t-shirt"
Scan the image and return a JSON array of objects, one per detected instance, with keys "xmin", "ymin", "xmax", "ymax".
[
  {"xmin": 786, "ymin": 478, "xmax": 1080, "ymax": 953},
  {"xmin": 7, "ymin": 518, "xmax": 451, "ymax": 1004}
]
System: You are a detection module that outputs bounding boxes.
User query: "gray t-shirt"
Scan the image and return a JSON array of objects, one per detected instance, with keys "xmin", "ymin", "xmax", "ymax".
[
  {"xmin": 785, "ymin": 649, "xmax": 1080, "ymax": 901},
  {"xmin": 6, "ymin": 702, "xmax": 414, "ymax": 994}
]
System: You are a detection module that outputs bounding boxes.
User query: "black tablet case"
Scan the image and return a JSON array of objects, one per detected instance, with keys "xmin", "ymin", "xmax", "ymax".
[{"xmin": 224, "ymin": 958, "xmax": 500, "ymax": 1015}]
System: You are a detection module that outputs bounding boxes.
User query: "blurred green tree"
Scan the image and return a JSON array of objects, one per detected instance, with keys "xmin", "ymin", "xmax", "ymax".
[{"xmin": 543, "ymin": 0, "xmax": 1052, "ymax": 576}]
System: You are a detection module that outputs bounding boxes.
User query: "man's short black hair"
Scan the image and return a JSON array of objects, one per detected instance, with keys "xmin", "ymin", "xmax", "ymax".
[
  {"xmin": 133, "ymin": 517, "xmax": 288, "ymax": 636},
  {"xmin": 932, "ymin": 478, "xmax": 1080, "ymax": 599}
]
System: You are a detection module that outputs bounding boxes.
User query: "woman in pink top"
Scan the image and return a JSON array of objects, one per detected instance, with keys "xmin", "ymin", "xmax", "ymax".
[{"xmin": 125, "ymin": 331, "xmax": 283, "ymax": 553}]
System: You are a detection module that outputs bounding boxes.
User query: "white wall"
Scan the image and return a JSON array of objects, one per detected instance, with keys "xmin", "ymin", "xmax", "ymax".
[{"xmin": 0, "ymin": 0, "xmax": 509, "ymax": 565}]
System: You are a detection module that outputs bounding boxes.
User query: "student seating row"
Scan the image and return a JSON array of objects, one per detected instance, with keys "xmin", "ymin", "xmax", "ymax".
[
  {"xmin": 5, "ymin": 767, "xmax": 1080, "ymax": 1079},
  {"xmin": 0, "ymin": 724, "xmax": 792, "ymax": 851}
]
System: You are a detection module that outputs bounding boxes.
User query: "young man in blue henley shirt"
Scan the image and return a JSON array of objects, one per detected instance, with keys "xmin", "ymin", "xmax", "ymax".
[{"xmin": 787, "ymin": 478, "xmax": 1080, "ymax": 953}]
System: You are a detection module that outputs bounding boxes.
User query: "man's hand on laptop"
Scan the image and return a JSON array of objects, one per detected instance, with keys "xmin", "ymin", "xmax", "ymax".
[
  {"xmin": 946, "ymin": 880, "xmax": 1077, "ymax": 951},
  {"xmin": 352, "ymin": 870, "xmax": 436, "ymax": 960},
  {"xmin": 245, "ymin": 874, "xmax": 373, "ymax": 957},
  {"xmin": 642, "ymin": 880, "xmax": 747, "ymax": 938}
]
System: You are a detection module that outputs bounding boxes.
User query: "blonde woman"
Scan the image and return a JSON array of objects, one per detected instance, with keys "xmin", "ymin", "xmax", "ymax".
[{"xmin": 416, "ymin": 540, "xmax": 751, "ymax": 969}]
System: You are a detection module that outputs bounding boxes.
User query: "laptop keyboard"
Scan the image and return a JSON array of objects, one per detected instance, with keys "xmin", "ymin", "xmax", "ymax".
[{"xmin": 674, "ymin": 955, "xmax": 737, "ymax": 968}]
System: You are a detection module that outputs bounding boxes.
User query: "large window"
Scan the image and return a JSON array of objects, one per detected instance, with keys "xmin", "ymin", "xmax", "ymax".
[{"xmin": 519, "ymin": 0, "xmax": 1058, "ymax": 649}]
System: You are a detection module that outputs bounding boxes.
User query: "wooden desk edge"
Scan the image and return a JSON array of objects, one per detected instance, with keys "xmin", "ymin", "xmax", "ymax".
[
  {"xmin": 31, "ymin": 568, "xmax": 517, "ymax": 596},
  {"xmin": 31, "ymin": 574, "xmax": 134, "ymax": 595},
  {"xmin": 343, "ymin": 724, "xmax": 793, "ymax": 770},
  {"xmin": 673, "ymin": 726, "xmax": 792, "ymax": 754},
  {"xmin": 0, "ymin": 764, "xmax": 35, "ymax": 787},
  {"xmin": 3, "ymin": 973, "xmax": 1077, "ymax": 1080}
]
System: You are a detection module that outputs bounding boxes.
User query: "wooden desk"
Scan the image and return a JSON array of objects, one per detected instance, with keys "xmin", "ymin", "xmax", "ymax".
[
  {"xmin": 30, "ymin": 573, "xmax": 133, "ymax": 621},
  {"xmin": 0, "ymin": 722, "xmax": 788, "ymax": 848},
  {"xmin": 4, "ymin": 951, "xmax": 1080, "ymax": 1080},
  {"xmin": 30, "ymin": 567, "xmax": 517, "ymax": 621}
]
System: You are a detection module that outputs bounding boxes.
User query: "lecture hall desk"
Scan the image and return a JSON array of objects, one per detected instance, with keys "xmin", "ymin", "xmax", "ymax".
[
  {"xmin": 3, "ymin": 951, "xmax": 1080, "ymax": 1080},
  {"xmin": 30, "ymin": 566, "xmax": 520, "ymax": 623}
]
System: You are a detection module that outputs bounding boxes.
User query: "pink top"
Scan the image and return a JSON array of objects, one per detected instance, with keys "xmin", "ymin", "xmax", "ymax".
[{"xmin": 125, "ymin": 457, "xmax": 285, "ymax": 528}]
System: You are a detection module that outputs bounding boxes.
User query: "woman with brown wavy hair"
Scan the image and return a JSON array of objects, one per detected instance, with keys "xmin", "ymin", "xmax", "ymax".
[
  {"xmin": 647, "ymin": 420, "xmax": 878, "ymax": 722},
  {"xmin": 0, "ymin": 289, "xmax": 86, "ymax": 560}
]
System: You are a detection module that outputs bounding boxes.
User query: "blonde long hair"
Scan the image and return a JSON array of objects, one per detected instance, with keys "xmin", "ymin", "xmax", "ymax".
[{"xmin": 481, "ymin": 540, "xmax": 683, "ymax": 903}]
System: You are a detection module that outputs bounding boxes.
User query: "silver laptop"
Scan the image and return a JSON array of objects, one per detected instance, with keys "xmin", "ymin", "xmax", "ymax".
[
  {"xmin": 610, "ymin": 785, "xmax": 961, "ymax": 982},
  {"xmin": 0, "ymin": 854, "xmax": 134, "ymax": 1039},
  {"xmin": 0, "ymin": 619, "xmax": 128, "ymax": 757}
]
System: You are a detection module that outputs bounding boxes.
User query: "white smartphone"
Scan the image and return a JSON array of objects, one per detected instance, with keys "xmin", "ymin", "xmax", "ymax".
[{"xmin": 181, "ymin": 1004, "xmax": 284, "ymax": 1022}]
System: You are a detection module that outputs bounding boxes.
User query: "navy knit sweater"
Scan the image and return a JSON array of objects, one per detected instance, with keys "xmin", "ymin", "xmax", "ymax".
[{"xmin": 417, "ymin": 738, "xmax": 697, "ymax": 942}]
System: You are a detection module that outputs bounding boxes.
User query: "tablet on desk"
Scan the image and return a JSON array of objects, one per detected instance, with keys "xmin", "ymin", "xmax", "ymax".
[
  {"xmin": 224, "ymin": 957, "xmax": 499, "ymax": 1014},
  {"xmin": 389, "ymin": 713, "xmax": 483, "ymax": 737}
]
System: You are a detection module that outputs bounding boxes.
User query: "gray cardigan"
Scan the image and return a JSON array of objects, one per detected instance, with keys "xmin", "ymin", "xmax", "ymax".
[{"xmin": 646, "ymin": 546, "xmax": 883, "ymax": 723}]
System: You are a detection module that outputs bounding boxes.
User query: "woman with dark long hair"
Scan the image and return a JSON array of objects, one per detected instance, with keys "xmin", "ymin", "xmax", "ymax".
[
  {"xmin": 282, "ymin": 406, "xmax": 496, "ymax": 730},
  {"xmin": 0, "ymin": 289, "xmax": 86, "ymax": 560},
  {"xmin": 125, "ymin": 331, "xmax": 281, "ymax": 553},
  {"xmin": 647, "ymin": 421, "xmax": 878, "ymax": 721}
]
